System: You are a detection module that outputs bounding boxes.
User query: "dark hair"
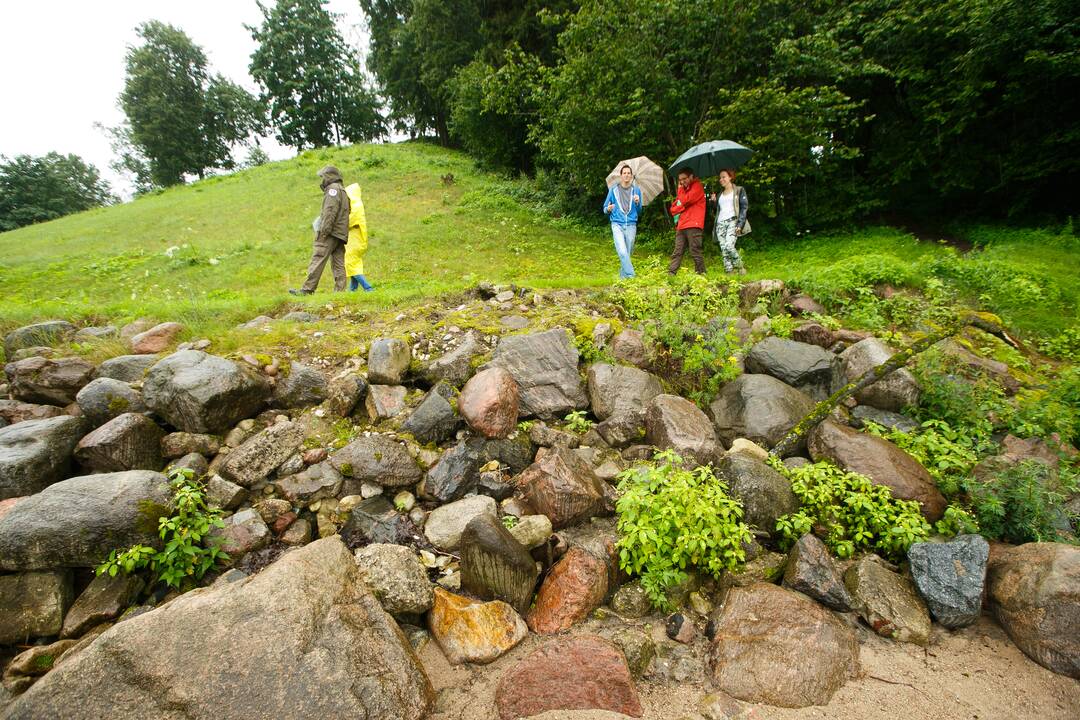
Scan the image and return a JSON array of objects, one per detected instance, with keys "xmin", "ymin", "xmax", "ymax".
[
  {"xmin": 620, "ymin": 164, "xmax": 634, "ymax": 175},
  {"xmin": 677, "ymin": 168, "xmax": 694, "ymax": 179},
  {"xmin": 719, "ymin": 168, "xmax": 736, "ymax": 181}
]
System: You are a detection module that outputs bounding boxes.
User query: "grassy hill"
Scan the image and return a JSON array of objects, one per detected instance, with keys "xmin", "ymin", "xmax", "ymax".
[{"xmin": 1, "ymin": 141, "xmax": 1077, "ymax": 362}]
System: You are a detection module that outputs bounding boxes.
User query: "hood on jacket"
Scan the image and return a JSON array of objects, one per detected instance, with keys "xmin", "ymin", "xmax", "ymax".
[{"xmin": 318, "ymin": 165, "xmax": 344, "ymax": 190}]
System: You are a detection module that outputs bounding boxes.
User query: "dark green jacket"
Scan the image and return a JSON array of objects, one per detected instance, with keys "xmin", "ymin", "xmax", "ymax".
[{"xmin": 316, "ymin": 166, "xmax": 350, "ymax": 242}]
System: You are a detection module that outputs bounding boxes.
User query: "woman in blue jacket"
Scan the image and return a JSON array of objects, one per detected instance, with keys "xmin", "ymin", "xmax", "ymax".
[{"xmin": 603, "ymin": 164, "xmax": 643, "ymax": 279}]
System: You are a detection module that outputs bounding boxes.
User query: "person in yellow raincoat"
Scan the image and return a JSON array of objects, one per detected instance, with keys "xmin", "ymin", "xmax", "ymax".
[{"xmin": 344, "ymin": 182, "xmax": 374, "ymax": 291}]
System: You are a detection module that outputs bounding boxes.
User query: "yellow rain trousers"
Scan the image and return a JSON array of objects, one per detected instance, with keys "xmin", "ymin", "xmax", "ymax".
[{"xmin": 344, "ymin": 183, "xmax": 368, "ymax": 276}]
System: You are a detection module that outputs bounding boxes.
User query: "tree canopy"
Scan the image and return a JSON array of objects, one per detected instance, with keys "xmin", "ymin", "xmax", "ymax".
[{"xmin": 0, "ymin": 153, "xmax": 116, "ymax": 231}]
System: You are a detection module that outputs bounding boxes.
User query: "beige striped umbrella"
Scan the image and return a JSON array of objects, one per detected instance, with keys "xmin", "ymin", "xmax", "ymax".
[{"xmin": 605, "ymin": 156, "xmax": 665, "ymax": 205}]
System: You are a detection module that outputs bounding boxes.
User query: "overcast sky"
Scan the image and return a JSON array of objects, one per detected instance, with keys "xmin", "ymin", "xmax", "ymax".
[{"xmin": 0, "ymin": 0, "xmax": 371, "ymax": 197}]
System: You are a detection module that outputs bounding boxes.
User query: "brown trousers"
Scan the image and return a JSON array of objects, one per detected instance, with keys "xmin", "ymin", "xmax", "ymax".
[
  {"xmin": 668, "ymin": 228, "xmax": 705, "ymax": 274},
  {"xmin": 301, "ymin": 235, "xmax": 347, "ymax": 293}
]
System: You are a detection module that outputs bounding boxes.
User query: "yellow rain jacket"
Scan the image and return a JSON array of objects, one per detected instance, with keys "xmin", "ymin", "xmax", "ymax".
[{"xmin": 344, "ymin": 183, "xmax": 369, "ymax": 276}]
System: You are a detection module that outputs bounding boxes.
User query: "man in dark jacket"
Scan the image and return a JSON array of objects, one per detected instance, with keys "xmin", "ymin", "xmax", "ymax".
[{"xmin": 290, "ymin": 165, "xmax": 351, "ymax": 295}]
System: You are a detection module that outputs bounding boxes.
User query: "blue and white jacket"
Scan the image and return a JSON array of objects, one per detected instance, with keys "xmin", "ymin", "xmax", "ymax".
[{"xmin": 603, "ymin": 184, "xmax": 643, "ymax": 225}]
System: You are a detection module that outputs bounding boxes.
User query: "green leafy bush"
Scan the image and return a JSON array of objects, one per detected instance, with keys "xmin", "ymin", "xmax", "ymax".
[
  {"xmin": 772, "ymin": 459, "xmax": 931, "ymax": 561},
  {"xmin": 97, "ymin": 467, "xmax": 229, "ymax": 590},
  {"xmin": 865, "ymin": 419, "xmax": 987, "ymax": 496},
  {"xmin": 616, "ymin": 450, "xmax": 752, "ymax": 611},
  {"xmin": 965, "ymin": 460, "xmax": 1077, "ymax": 544}
]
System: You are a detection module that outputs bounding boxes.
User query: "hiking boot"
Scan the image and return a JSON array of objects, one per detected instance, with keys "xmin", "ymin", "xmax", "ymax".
[{"xmin": 288, "ymin": 288, "xmax": 312, "ymax": 296}]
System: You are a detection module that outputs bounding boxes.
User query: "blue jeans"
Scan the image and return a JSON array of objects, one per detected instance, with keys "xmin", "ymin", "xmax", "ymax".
[
  {"xmin": 611, "ymin": 223, "xmax": 637, "ymax": 279},
  {"xmin": 349, "ymin": 274, "xmax": 373, "ymax": 291}
]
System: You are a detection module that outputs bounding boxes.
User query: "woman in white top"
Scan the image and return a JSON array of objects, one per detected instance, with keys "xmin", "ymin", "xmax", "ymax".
[{"xmin": 712, "ymin": 168, "xmax": 748, "ymax": 274}]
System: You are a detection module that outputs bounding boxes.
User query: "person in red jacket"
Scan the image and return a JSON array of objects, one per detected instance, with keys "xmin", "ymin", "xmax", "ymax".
[{"xmin": 668, "ymin": 168, "xmax": 707, "ymax": 274}]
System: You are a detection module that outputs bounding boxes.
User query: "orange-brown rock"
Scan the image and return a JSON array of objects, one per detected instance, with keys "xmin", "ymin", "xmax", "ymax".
[
  {"xmin": 130, "ymin": 322, "xmax": 184, "ymax": 354},
  {"xmin": 526, "ymin": 546, "xmax": 607, "ymax": 634},
  {"xmin": 458, "ymin": 367, "xmax": 519, "ymax": 439},
  {"xmin": 427, "ymin": 587, "xmax": 527, "ymax": 665},
  {"xmin": 519, "ymin": 447, "xmax": 611, "ymax": 530},
  {"xmin": 495, "ymin": 635, "xmax": 642, "ymax": 719}
]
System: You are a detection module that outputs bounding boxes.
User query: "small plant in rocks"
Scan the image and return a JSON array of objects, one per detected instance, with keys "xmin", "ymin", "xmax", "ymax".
[
  {"xmin": 563, "ymin": 410, "xmax": 594, "ymax": 434},
  {"xmin": 615, "ymin": 450, "xmax": 752, "ymax": 611},
  {"xmin": 97, "ymin": 467, "xmax": 229, "ymax": 590},
  {"xmin": 771, "ymin": 459, "xmax": 931, "ymax": 562}
]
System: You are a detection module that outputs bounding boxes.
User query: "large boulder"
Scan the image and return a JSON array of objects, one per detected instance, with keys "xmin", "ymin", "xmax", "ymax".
[
  {"xmin": 808, "ymin": 420, "xmax": 946, "ymax": 521},
  {"xmin": 5, "ymin": 356, "xmax": 94, "ymax": 405},
  {"xmin": 428, "ymin": 587, "xmax": 528, "ymax": 665},
  {"xmin": 367, "ymin": 338, "xmax": 411, "ymax": 385},
  {"xmin": 458, "ymin": 367, "xmax": 519, "ymax": 439},
  {"xmin": 459, "ymin": 513, "xmax": 539, "ymax": 614},
  {"xmin": 645, "ymin": 394, "xmax": 721, "ymax": 466},
  {"xmin": 355, "ymin": 543, "xmax": 434, "ymax": 615},
  {"xmin": 838, "ymin": 337, "xmax": 921, "ymax": 412},
  {"xmin": 987, "ymin": 542, "xmax": 1080, "ymax": 678},
  {"xmin": 142, "ymin": 351, "xmax": 270, "ymax": 434},
  {"xmin": 907, "ymin": 534, "xmax": 988, "ymax": 628},
  {"xmin": 329, "ymin": 434, "xmax": 423, "ymax": 488},
  {"xmin": 4, "ymin": 321, "xmax": 75, "ymax": 356},
  {"xmin": 708, "ymin": 583, "xmax": 859, "ymax": 707},
  {"xmin": 526, "ymin": 546, "xmax": 608, "ymax": 634},
  {"xmin": 0, "ymin": 470, "xmax": 172, "ymax": 570},
  {"xmin": 716, "ymin": 452, "xmax": 798, "ymax": 534},
  {"xmin": 94, "ymin": 354, "xmax": 158, "ymax": 383},
  {"xmin": 217, "ymin": 421, "xmax": 305, "ymax": 487},
  {"xmin": 844, "ymin": 555, "xmax": 932, "ymax": 645},
  {"xmin": 0, "ymin": 415, "xmax": 87, "ymax": 500},
  {"xmin": 482, "ymin": 328, "xmax": 587, "ymax": 419},
  {"xmin": 519, "ymin": 446, "xmax": 611, "ymax": 530},
  {"xmin": 269, "ymin": 363, "xmax": 326, "ymax": 409},
  {"xmin": 709, "ymin": 374, "xmax": 815, "ymax": 456},
  {"xmin": 3, "ymin": 537, "xmax": 435, "ymax": 720},
  {"xmin": 422, "ymin": 330, "xmax": 483, "ymax": 387},
  {"xmin": 74, "ymin": 412, "xmax": 165, "ymax": 473},
  {"xmin": 0, "ymin": 570, "xmax": 73, "ymax": 644},
  {"xmin": 744, "ymin": 337, "xmax": 841, "ymax": 399},
  {"xmin": 75, "ymin": 377, "xmax": 146, "ymax": 427},
  {"xmin": 586, "ymin": 363, "xmax": 663, "ymax": 421},
  {"xmin": 495, "ymin": 635, "xmax": 642, "ymax": 719}
]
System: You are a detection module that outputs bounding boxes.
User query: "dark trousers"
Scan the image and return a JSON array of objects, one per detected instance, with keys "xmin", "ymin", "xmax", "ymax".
[
  {"xmin": 668, "ymin": 228, "xmax": 705, "ymax": 274},
  {"xmin": 301, "ymin": 236, "xmax": 347, "ymax": 292}
]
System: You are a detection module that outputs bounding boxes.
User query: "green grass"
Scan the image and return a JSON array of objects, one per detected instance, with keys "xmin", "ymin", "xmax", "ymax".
[{"xmin": 2, "ymin": 141, "xmax": 1076, "ymax": 361}]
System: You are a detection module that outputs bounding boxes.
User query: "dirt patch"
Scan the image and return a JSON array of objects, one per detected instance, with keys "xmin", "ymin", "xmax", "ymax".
[{"xmin": 420, "ymin": 613, "xmax": 1079, "ymax": 720}]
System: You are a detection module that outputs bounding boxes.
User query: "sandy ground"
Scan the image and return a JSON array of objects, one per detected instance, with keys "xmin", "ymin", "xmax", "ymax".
[{"xmin": 420, "ymin": 612, "xmax": 1080, "ymax": 720}]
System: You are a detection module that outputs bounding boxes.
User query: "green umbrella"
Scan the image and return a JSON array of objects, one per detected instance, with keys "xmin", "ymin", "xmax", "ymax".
[{"xmin": 667, "ymin": 140, "xmax": 753, "ymax": 178}]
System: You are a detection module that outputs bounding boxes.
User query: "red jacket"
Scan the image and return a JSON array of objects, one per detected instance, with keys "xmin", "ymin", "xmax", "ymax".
[{"xmin": 669, "ymin": 178, "xmax": 706, "ymax": 230}]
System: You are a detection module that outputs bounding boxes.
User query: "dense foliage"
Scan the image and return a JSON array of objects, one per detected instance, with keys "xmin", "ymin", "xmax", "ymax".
[
  {"xmin": 97, "ymin": 467, "xmax": 229, "ymax": 590},
  {"xmin": 0, "ymin": 153, "xmax": 115, "ymax": 231},
  {"xmin": 359, "ymin": 0, "xmax": 1079, "ymax": 226},
  {"xmin": 118, "ymin": 21, "xmax": 264, "ymax": 188},
  {"xmin": 248, "ymin": 0, "xmax": 385, "ymax": 149},
  {"xmin": 616, "ymin": 450, "xmax": 753, "ymax": 610}
]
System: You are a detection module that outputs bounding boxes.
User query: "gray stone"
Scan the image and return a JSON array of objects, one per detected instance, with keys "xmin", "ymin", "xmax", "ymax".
[
  {"xmin": 205, "ymin": 475, "xmax": 247, "ymax": 510},
  {"xmin": 209, "ymin": 508, "xmax": 271, "ymax": 557},
  {"xmin": 4, "ymin": 321, "xmax": 75, "ymax": 356},
  {"xmin": 0, "ymin": 415, "xmax": 87, "ymax": 500},
  {"xmin": 716, "ymin": 453, "xmax": 798, "ymax": 534},
  {"xmin": 611, "ymin": 329, "xmax": 648, "ymax": 367},
  {"xmin": 160, "ymin": 432, "xmax": 220, "ymax": 459},
  {"xmin": 75, "ymin": 325, "xmax": 119, "ymax": 341},
  {"xmin": 601, "ymin": 627, "xmax": 656, "ymax": 678},
  {"xmin": 330, "ymin": 434, "xmax": 423, "ymax": 487},
  {"xmin": 908, "ymin": 534, "xmax": 988, "ymax": 628},
  {"xmin": 0, "ymin": 399, "xmax": 66, "ymax": 425},
  {"xmin": 422, "ymin": 439, "xmax": 484, "ymax": 502},
  {"xmin": 423, "ymin": 331, "xmax": 484, "ymax": 388},
  {"xmin": 3, "ymin": 537, "xmax": 435, "ymax": 720},
  {"xmin": 94, "ymin": 355, "xmax": 158, "ymax": 383},
  {"xmin": 355, "ymin": 543, "xmax": 434, "ymax": 615},
  {"xmin": 0, "ymin": 570, "xmax": 73, "ymax": 644},
  {"xmin": 169, "ymin": 452, "xmax": 208, "ymax": 477},
  {"xmin": 365, "ymin": 384, "xmax": 408, "ymax": 420},
  {"xmin": 508, "ymin": 514, "xmax": 552, "ymax": 550},
  {"xmin": 217, "ymin": 421, "xmax": 305, "ymax": 487},
  {"xmin": 586, "ymin": 363, "xmax": 663, "ymax": 421},
  {"xmin": 401, "ymin": 386, "xmax": 460, "ymax": 445},
  {"xmin": 460, "ymin": 513, "xmax": 540, "ymax": 613},
  {"xmin": 745, "ymin": 337, "xmax": 841, "ymax": 400},
  {"xmin": 782, "ymin": 533, "xmax": 853, "ymax": 611},
  {"xmin": 367, "ymin": 338, "xmax": 411, "ymax": 385},
  {"xmin": 528, "ymin": 421, "xmax": 581, "ymax": 449},
  {"xmin": 845, "ymin": 555, "xmax": 932, "ymax": 644},
  {"xmin": 325, "ymin": 371, "xmax": 367, "ymax": 417},
  {"xmin": 709, "ymin": 374, "xmax": 815, "ymax": 456},
  {"xmin": 275, "ymin": 453, "xmax": 305, "ymax": 477},
  {"xmin": 75, "ymin": 377, "xmax": 146, "ymax": 427},
  {"xmin": 61, "ymin": 572, "xmax": 145, "ymax": 639},
  {"xmin": 5, "ymin": 356, "xmax": 95, "ymax": 405},
  {"xmin": 270, "ymin": 363, "xmax": 326, "ymax": 409},
  {"xmin": 839, "ymin": 337, "xmax": 921, "ymax": 412},
  {"xmin": 338, "ymin": 495, "xmax": 402, "ymax": 545},
  {"xmin": 482, "ymin": 328, "xmax": 587, "ymax": 419},
  {"xmin": 0, "ymin": 470, "xmax": 172, "ymax": 570},
  {"xmin": 142, "ymin": 351, "xmax": 270, "ymax": 433},
  {"xmin": 424, "ymin": 495, "xmax": 497, "ymax": 551},
  {"xmin": 611, "ymin": 580, "xmax": 652, "ymax": 617},
  {"xmin": 851, "ymin": 405, "xmax": 920, "ymax": 433},
  {"xmin": 595, "ymin": 408, "xmax": 647, "ymax": 448},
  {"xmin": 74, "ymin": 412, "xmax": 164, "ymax": 474},
  {"xmin": 645, "ymin": 393, "xmax": 720, "ymax": 466},
  {"xmin": 275, "ymin": 461, "xmax": 344, "ymax": 503}
]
